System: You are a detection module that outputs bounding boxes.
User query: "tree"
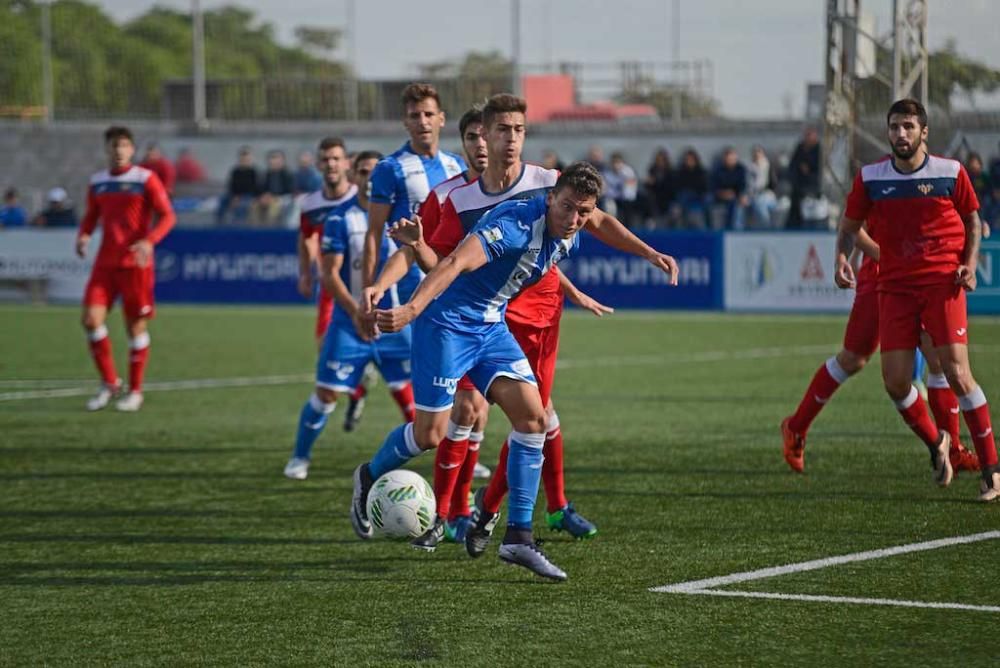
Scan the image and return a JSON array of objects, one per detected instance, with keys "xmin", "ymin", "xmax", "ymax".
[{"xmin": 618, "ymin": 78, "xmax": 720, "ymax": 119}]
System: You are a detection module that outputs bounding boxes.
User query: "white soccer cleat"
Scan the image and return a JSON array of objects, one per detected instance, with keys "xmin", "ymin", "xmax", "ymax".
[
  {"xmin": 114, "ymin": 391, "xmax": 144, "ymax": 412},
  {"xmin": 284, "ymin": 457, "xmax": 310, "ymax": 480},
  {"xmin": 979, "ymin": 470, "xmax": 1000, "ymax": 503},
  {"xmin": 930, "ymin": 431, "xmax": 953, "ymax": 487},
  {"xmin": 498, "ymin": 542, "xmax": 567, "ymax": 581},
  {"xmin": 86, "ymin": 381, "xmax": 121, "ymax": 412},
  {"xmin": 473, "ymin": 462, "xmax": 492, "ymax": 479}
]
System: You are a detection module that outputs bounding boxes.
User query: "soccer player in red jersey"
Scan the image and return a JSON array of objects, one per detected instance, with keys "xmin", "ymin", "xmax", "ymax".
[
  {"xmin": 781, "ymin": 246, "xmax": 978, "ymax": 473},
  {"xmin": 835, "ymin": 98, "xmax": 998, "ymax": 501},
  {"xmin": 76, "ymin": 126, "xmax": 175, "ymax": 412}
]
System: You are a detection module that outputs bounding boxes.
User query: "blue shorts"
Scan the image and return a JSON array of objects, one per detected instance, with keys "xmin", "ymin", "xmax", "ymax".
[
  {"xmin": 315, "ymin": 319, "xmax": 412, "ymax": 392},
  {"xmin": 410, "ymin": 316, "xmax": 537, "ymax": 412}
]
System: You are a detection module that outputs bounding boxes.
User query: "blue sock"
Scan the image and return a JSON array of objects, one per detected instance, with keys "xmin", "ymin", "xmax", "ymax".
[
  {"xmin": 506, "ymin": 431, "xmax": 546, "ymax": 530},
  {"xmin": 293, "ymin": 394, "xmax": 335, "ymax": 459},
  {"xmin": 369, "ymin": 423, "xmax": 422, "ymax": 479},
  {"xmin": 913, "ymin": 349, "xmax": 927, "ymax": 382}
]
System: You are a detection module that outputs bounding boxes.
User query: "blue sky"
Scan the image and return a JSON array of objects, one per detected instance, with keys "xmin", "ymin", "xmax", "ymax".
[{"xmin": 97, "ymin": 0, "xmax": 1000, "ymax": 118}]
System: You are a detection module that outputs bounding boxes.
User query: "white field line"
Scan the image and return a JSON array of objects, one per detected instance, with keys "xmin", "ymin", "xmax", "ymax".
[
  {"xmin": 0, "ymin": 374, "xmax": 312, "ymax": 402},
  {"xmin": 652, "ymin": 530, "xmax": 1000, "ymax": 613}
]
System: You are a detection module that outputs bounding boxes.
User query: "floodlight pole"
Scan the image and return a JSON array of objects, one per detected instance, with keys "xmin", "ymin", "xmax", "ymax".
[
  {"xmin": 41, "ymin": 1, "xmax": 54, "ymax": 123},
  {"xmin": 511, "ymin": 0, "xmax": 521, "ymax": 95},
  {"xmin": 672, "ymin": 0, "xmax": 682, "ymax": 123},
  {"xmin": 192, "ymin": 0, "xmax": 207, "ymax": 128},
  {"xmin": 346, "ymin": 0, "xmax": 358, "ymax": 121}
]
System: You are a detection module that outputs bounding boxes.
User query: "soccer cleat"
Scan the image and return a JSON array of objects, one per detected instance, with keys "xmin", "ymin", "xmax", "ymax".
[
  {"xmin": 781, "ymin": 417, "xmax": 806, "ymax": 473},
  {"xmin": 546, "ymin": 502, "xmax": 598, "ymax": 539},
  {"xmin": 350, "ymin": 463, "xmax": 374, "ymax": 539},
  {"xmin": 498, "ymin": 542, "xmax": 567, "ymax": 581},
  {"xmin": 283, "ymin": 457, "xmax": 310, "ymax": 480},
  {"xmin": 950, "ymin": 444, "xmax": 980, "ymax": 473},
  {"xmin": 978, "ymin": 469, "xmax": 1000, "ymax": 502},
  {"xmin": 86, "ymin": 380, "xmax": 122, "ymax": 412},
  {"xmin": 444, "ymin": 515, "xmax": 472, "ymax": 543},
  {"xmin": 114, "ymin": 391, "xmax": 144, "ymax": 412},
  {"xmin": 465, "ymin": 487, "xmax": 499, "ymax": 559},
  {"xmin": 929, "ymin": 431, "xmax": 953, "ymax": 487},
  {"xmin": 473, "ymin": 461, "xmax": 492, "ymax": 479},
  {"xmin": 343, "ymin": 394, "xmax": 366, "ymax": 432},
  {"xmin": 410, "ymin": 516, "xmax": 446, "ymax": 552}
]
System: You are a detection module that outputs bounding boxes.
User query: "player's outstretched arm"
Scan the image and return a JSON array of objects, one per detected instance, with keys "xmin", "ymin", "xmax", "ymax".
[
  {"xmin": 388, "ymin": 216, "xmax": 440, "ymax": 273},
  {"xmin": 956, "ymin": 209, "xmax": 983, "ymax": 291},
  {"xmin": 375, "ymin": 235, "xmax": 488, "ymax": 333},
  {"xmin": 321, "ymin": 252, "xmax": 372, "ymax": 341},
  {"xmin": 585, "ymin": 210, "xmax": 679, "ymax": 286},
  {"xmin": 364, "ymin": 246, "xmax": 418, "ymax": 314},
  {"xmin": 834, "ymin": 215, "xmax": 863, "ymax": 289},
  {"xmin": 362, "ymin": 202, "xmax": 392, "ymax": 287},
  {"xmin": 556, "ymin": 267, "xmax": 613, "ymax": 317}
]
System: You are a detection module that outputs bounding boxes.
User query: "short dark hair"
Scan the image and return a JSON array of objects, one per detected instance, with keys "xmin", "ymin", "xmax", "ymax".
[
  {"xmin": 4, "ymin": 187, "xmax": 17, "ymax": 200},
  {"xmin": 887, "ymin": 98, "xmax": 928, "ymax": 128},
  {"xmin": 483, "ymin": 93, "xmax": 527, "ymax": 128},
  {"xmin": 459, "ymin": 103, "xmax": 484, "ymax": 138},
  {"xmin": 353, "ymin": 150, "xmax": 383, "ymax": 165},
  {"xmin": 317, "ymin": 137, "xmax": 346, "ymax": 153},
  {"xmin": 553, "ymin": 161, "xmax": 603, "ymax": 199},
  {"xmin": 104, "ymin": 125, "xmax": 134, "ymax": 145},
  {"xmin": 401, "ymin": 83, "xmax": 441, "ymax": 113}
]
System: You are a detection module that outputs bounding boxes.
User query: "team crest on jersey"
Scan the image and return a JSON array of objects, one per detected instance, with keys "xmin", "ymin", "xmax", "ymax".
[
  {"xmin": 482, "ymin": 227, "xmax": 503, "ymax": 244},
  {"xmin": 917, "ymin": 183, "xmax": 934, "ymax": 195}
]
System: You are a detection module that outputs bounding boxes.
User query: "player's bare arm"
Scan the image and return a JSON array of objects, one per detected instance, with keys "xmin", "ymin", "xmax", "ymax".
[
  {"xmin": 321, "ymin": 252, "xmax": 372, "ymax": 342},
  {"xmin": 130, "ymin": 175, "xmax": 175, "ymax": 269},
  {"xmin": 556, "ymin": 267, "xmax": 613, "ymax": 317},
  {"xmin": 956, "ymin": 209, "xmax": 983, "ymax": 291},
  {"xmin": 835, "ymin": 215, "xmax": 864, "ymax": 289},
  {"xmin": 585, "ymin": 209, "xmax": 679, "ymax": 285},
  {"xmin": 362, "ymin": 201, "xmax": 392, "ymax": 286},
  {"xmin": 75, "ymin": 234, "xmax": 91, "ymax": 258},
  {"xmin": 297, "ymin": 231, "xmax": 319, "ymax": 298},
  {"xmin": 375, "ymin": 234, "xmax": 488, "ymax": 333},
  {"xmin": 855, "ymin": 226, "xmax": 879, "ymax": 262},
  {"xmin": 362, "ymin": 246, "xmax": 418, "ymax": 315},
  {"xmin": 388, "ymin": 215, "xmax": 440, "ymax": 273}
]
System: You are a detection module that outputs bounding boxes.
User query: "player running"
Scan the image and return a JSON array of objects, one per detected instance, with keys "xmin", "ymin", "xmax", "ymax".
[
  {"xmin": 352, "ymin": 163, "xmax": 677, "ymax": 580},
  {"xmin": 283, "ymin": 147, "xmax": 418, "ymax": 481},
  {"xmin": 76, "ymin": 126, "xmax": 175, "ymax": 412},
  {"xmin": 835, "ymin": 98, "xmax": 998, "ymax": 501}
]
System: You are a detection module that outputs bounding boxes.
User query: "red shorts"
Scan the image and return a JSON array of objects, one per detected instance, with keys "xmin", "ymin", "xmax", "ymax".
[
  {"xmin": 508, "ymin": 317, "xmax": 561, "ymax": 406},
  {"xmin": 842, "ymin": 289, "xmax": 879, "ymax": 357},
  {"xmin": 83, "ymin": 265, "xmax": 155, "ymax": 320},
  {"xmin": 879, "ymin": 284, "xmax": 969, "ymax": 352},
  {"xmin": 315, "ymin": 290, "xmax": 333, "ymax": 339}
]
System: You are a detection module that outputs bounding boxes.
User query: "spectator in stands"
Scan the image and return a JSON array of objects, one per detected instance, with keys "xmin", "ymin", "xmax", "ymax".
[
  {"xmin": 674, "ymin": 148, "xmax": 709, "ymax": 228},
  {"xmin": 541, "ymin": 149, "xmax": 565, "ymax": 172},
  {"xmin": 175, "ymin": 147, "xmax": 207, "ymax": 183},
  {"xmin": 747, "ymin": 145, "xmax": 778, "ymax": 228},
  {"xmin": 709, "ymin": 147, "xmax": 749, "ymax": 230},
  {"xmin": 294, "ymin": 150, "xmax": 322, "ymax": 194},
  {"xmin": 603, "ymin": 152, "xmax": 641, "ymax": 227},
  {"xmin": 0, "ymin": 187, "xmax": 28, "ymax": 228},
  {"xmin": 585, "ymin": 145, "xmax": 609, "ymax": 209},
  {"xmin": 218, "ymin": 146, "xmax": 260, "ymax": 225},
  {"xmin": 644, "ymin": 147, "xmax": 675, "ymax": 227},
  {"xmin": 967, "ymin": 152, "xmax": 995, "ymax": 227},
  {"xmin": 786, "ymin": 127, "xmax": 821, "ymax": 229},
  {"xmin": 253, "ymin": 150, "xmax": 295, "ymax": 226},
  {"xmin": 140, "ymin": 142, "xmax": 176, "ymax": 197},
  {"xmin": 33, "ymin": 188, "xmax": 78, "ymax": 227}
]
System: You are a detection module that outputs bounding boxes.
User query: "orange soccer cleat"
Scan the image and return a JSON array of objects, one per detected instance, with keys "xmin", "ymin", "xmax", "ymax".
[
  {"xmin": 950, "ymin": 443, "xmax": 980, "ymax": 472},
  {"xmin": 781, "ymin": 417, "xmax": 806, "ymax": 473}
]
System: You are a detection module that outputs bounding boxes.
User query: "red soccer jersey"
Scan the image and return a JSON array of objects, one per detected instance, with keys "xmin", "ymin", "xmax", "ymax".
[
  {"xmin": 428, "ymin": 164, "xmax": 562, "ymax": 327},
  {"xmin": 844, "ymin": 154, "xmax": 978, "ymax": 290},
  {"xmin": 79, "ymin": 165, "xmax": 175, "ymax": 269},
  {"xmin": 418, "ymin": 170, "xmax": 473, "ymax": 243}
]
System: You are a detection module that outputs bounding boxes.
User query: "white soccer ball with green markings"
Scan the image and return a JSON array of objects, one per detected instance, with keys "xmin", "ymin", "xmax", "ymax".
[{"xmin": 366, "ymin": 469, "xmax": 436, "ymax": 539}]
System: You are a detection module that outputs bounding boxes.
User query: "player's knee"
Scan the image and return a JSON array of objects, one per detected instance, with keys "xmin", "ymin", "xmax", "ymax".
[
  {"xmin": 81, "ymin": 313, "xmax": 102, "ymax": 331},
  {"xmin": 451, "ymin": 397, "xmax": 478, "ymax": 426},
  {"xmin": 941, "ymin": 362, "xmax": 975, "ymax": 395},
  {"xmin": 414, "ymin": 422, "xmax": 446, "ymax": 450},
  {"xmin": 512, "ymin": 412, "xmax": 547, "ymax": 435},
  {"xmin": 882, "ymin": 377, "xmax": 911, "ymax": 401},
  {"xmin": 837, "ymin": 350, "xmax": 867, "ymax": 375},
  {"xmin": 315, "ymin": 386, "xmax": 338, "ymax": 404}
]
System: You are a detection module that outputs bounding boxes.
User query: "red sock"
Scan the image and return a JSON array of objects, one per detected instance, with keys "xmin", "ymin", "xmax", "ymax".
[
  {"xmin": 128, "ymin": 333, "xmax": 150, "ymax": 393},
  {"xmin": 87, "ymin": 328, "xmax": 119, "ymax": 386},
  {"xmin": 433, "ymin": 429, "xmax": 469, "ymax": 519},
  {"xmin": 391, "ymin": 384, "xmax": 415, "ymax": 422},
  {"xmin": 788, "ymin": 358, "xmax": 846, "ymax": 434},
  {"xmin": 542, "ymin": 421, "xmax": 567, "ymax": 513},
  {"xmin": 482, "ymin": 439, "xmax": 509, "ymax": 515},
  {"xmin": 449, "ymin": 434, "xmax": 481, "ymax": 520},
  {"xmin": 350, "ymin": 384, "xmax": 367, "ymax": 402},
  {"xmin": 895, "ymin": 388, "xmax": 939, "ymax": 448},
  {"xmin": 926, "ymin": 379, "xmax": 961, "ymax": 449},
  {"xmin": 959, "ymin": 388, "xmax": 997, "ymax": 469}
]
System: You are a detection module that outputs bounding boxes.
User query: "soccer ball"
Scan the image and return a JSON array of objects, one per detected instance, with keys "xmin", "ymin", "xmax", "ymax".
[{"xmin": 366, "ymin": 469, "xmax": 436, "ymax": 539}]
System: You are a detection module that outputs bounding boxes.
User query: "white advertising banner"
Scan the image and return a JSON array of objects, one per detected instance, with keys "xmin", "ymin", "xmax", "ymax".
[
  {"xmin": 724, "ymin": 232, "xmax": 855, "ymax": 312},
  {"xmin": 0, "ymin": 229, "xmax": 96, "ymax": 302}
]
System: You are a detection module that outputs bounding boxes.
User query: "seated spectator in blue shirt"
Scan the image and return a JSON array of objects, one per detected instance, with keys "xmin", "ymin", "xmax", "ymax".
[
  {"xmin": 709, "ymin": 147, "xmax": 749, "ymax": 230},
  {"xmin": 0, "ymin": 188, "xmax": 28, "ymax": 227},
  {"xmin": 674, "ymin": 148, "xmax": 709, "ymax": 228},
  {"xmin": 294, "ymin": 151, "xmax": 323, "ymax": 194},
  {"xmin": 33, "ymin": 188, "xmax": 78, "ymax": 228}
]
